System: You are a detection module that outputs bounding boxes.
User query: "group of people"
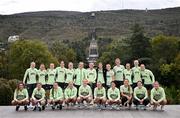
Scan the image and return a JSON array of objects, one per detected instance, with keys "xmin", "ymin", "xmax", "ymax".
[{"xmin": 11, "ymin": 58, "xmax": 167, "ymax": 111}]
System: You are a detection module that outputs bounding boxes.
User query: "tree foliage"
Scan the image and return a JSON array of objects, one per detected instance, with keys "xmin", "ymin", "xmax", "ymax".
[
  {"xmin": 7, "ymin": 40, "xmax": 58, "ymax": 80},
  {"xmin": 129, "ymin": 24, "xmax": 151, "ymax": 59}
]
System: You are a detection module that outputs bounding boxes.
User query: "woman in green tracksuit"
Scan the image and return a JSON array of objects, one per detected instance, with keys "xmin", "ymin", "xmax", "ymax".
[
  {"xmin": 46, "ymin": 63, "xmax": 56, "ymax": 90},
  {"xmin": 86, "ymin": 62, "xmax": 97, "ymax": 95},
  {"xmin": 106, "ymin": 64, "xmax": 115, "ymax": 89},
  {"xmin": 48, "ymin": 82, "xmax": 64, "ymax": 110},
  {"xmin": 151, "ymin": 81, "xmax": 167, "ymax": 111},
  {"xmin": 23, "ymin": 62, "xmax": 38, "ymax": 97},
  {"xmin": 123, "ymin": 63, "xmax": 133, "ymax": 86},
  {"xmin": 120, "ymin": 79, "xmax": 133, "ymax": 108},
  {"xmin": 12, "ymin": 82, "xmax": 29, "ymax": 111},
  {"xmin": 96, "ymin": 62, "xmax": 106, "ymax": 87},
  {"xmin": 31, "ymin": 83, "xmax": 46, "ymax": 111},
  {"xmin": 94, "ymin": 82, "xmax": 106, "ymax": 106},
  {"xmin": 133, "ymin": 81, "xmax": 150, "ymax": 109},
  {"xmin": 64, "ymin": 81, "xmax": 77, "ymax": 105},
  {"xmin": 140, "ymin": 64, "xmax": 155, "ymax": 91},
  {"xmin": 65, "ymin": 62, "xmax": 75, "ymax": 88},
  {"xmin": 37, "ymin": 64, "xmax": 47, "ymax": 89},
  {"xmin": 107, "ymin": 81, "xmax": 121, "ymax": 105},
  {"xmin": 132, "ymin": 60, "xmax": 141, "ymax": 89},
  {"xmin": 74, "ymin": 62, "xmax": 87, "ymax": 90},
  {"xmin": 77, "ymin": 79, "xmax": 92, "ymax": 104},
  {"xmin": 113, "ymin": 58, "xmax": 125, "ymax": 88},
  {"xmin": 56, "ymin": 61, "xmax": 66, "ymax": 89}
]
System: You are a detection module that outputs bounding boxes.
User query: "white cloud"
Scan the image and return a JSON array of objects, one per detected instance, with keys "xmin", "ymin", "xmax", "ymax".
[{"xmin": 0, "ymin": 0, "xmax": 180, "ymax": 14}]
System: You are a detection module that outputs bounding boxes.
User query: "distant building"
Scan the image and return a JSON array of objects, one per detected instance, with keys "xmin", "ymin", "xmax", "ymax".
[
  {"xmin": 87, "ymin": 34, "xmax": 99, "ymax": 63},
  {"xmin": 8, "ymin": 35, "xmax": 20, "ymax": 43}
]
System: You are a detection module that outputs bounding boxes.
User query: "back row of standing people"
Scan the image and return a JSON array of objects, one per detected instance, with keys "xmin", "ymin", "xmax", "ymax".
[{"xmin": 23, "ymin": 58, "xmax": 155, "ymax": 97}]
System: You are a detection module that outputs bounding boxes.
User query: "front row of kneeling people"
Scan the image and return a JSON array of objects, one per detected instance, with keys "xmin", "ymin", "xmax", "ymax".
[{"xmin": 12, "ymin": 79, "xmax": 167, "ymax": 111}]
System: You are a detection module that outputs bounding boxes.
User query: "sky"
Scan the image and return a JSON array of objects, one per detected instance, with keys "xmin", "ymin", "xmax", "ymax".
[{"xmin": 0, "ymin": 0, "xmax": 180, "ymax": 15}]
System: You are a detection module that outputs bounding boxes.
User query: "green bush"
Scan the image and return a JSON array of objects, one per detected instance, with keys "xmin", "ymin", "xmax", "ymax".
[
  {"xmin": 164, "ymin": 86, "xmax": 180, "ymax": 104},
  {"xmin": 0, "ymin": 78, "xmax": 21, "ymax": 105},
  {"xmin": 0, "ymin": 78, "xmax": 13, "ymax": 105}
]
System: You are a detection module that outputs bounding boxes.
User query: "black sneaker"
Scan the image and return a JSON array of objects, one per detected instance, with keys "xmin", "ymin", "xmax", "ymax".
[
  {"xmin": 38, "ymin": 107, "xmax": 42, "ymax": 111},
  {"xmin": 16, "ymin": 105, "xmax": 20, "ymax": 111},
  {"xmin": 51, "ymin": 106, "xmax": 55, "ymax": 110},
  {"xmin": 33, "ymin": 106, "xmax": 37, "ymax": 111},
  {"xmin": 42, "ymin": 105, "xmax": 45, "ymax": 110},
  {"xmin": 24, "ymin": 105, "xmax": 28, "ymax": 111},
  {"xmin": 59, "ymin": 105, "xmax": 62, "ymax": 110}
]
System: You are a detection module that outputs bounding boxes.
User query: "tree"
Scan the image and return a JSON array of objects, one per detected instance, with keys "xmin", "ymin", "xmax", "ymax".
[
  {"xmin": 7, "ymin": 40, "xmax": 58, "ymax": 80},
  {"xmin": 151, "ymin": 35, "xmax": 179, "ymax": 64},
  {"xmin": 129, "ymin": 24, "xmax": 151, "ymax": 59},
  {"xmin": 151, "ymin": 35, "xmax": 179, "ymax": 86},
  {"xmin": 50, "ymin": 41, "xmax": 77, "ymax": 65},
  {"xmin": 98, "ymin": 39, "xmax": 132, "ymax": 66},
  {"xmin": 0, "ymin": 78, "xmax": 13, "ymax": 105}
]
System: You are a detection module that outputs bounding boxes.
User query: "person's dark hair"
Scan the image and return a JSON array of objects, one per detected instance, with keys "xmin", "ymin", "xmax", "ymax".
[
  {"xmin": 15, "ymin": 82, "xmax": 24, "ymax": 92},
  {"xmin": 52, "ymin": 82, "xmax": 58, "ymax": 99},
  {"xmin": 124, "ymin": 79, "xmax": 131, "ymax": 92}
]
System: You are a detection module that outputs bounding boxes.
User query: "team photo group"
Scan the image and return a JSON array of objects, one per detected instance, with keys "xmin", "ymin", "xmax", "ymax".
[{"xmin": 11, "ymin": 58, "xmax": 167, "ymax": 112}]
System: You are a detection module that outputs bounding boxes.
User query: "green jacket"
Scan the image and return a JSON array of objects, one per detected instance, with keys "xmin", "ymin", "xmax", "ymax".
[
  {"xmin": 23, "ymin": 68, "xmax": 38, "ymax": 84},
  {"xmin": 108, "ymin": 87, "xmax": 120, "ymax": 100},
  {"xmin": 151, "ymin": 87, "xmax": 166, "ymax": 102},
  {"xmin": 64, "ymin": 86, "xmax": 77, "ymax": 99},
  {"xmin": 132, "ymin": 66, "xmax": 141, "ymax": 83},
  {"xmin": 113, "ymin": 65, "xmax": 125, "ymax": 81},
  {"xmin": 14, "ymin": 88, "xmax": 29, "ymax": 101},
  {"xmin": 78, "ymin": 85, "xmax": 92, "ymax": 97},
  {"xmin": 46, "ymin": 69, "xmax": 56, "ymax": 85},
  {"xmin": 65, "ymin": 69, "xmax": 75, "ymax": 83},
  {"xmin": 32, "ymin": 88, "xmax": 45, "ymax": 100},
  {"xmin": 141, "ymin": 69, "xmax": 155, "ymax": 85},
  {"xmin": 94, "ymin": 87, "xmax": 106, "ymax": 99},
  {"xmin": 50, "ymin": 87, "xmax": 64, "ymax": 100},
  {"xmin": 74, "ymin": 68, "xmax": 87, "ymax": 86},
  {"xmin": 56, "ymin": 67, "xmax": 66, "ymax": 83},
  {"xmin": 134, "ymin": 86, "xmax": 148, "ymax": 100},
  {"xmin": 106, "ymin": 70, "xmax": 114, "ymax": 86},
  {"xmin": 86, "ymin": 68, "xmax": 97, "ymax": 83},
  {"xmin": 37, "ymin": 70, "xmax": 47, "ymax": 85},
  {"xmin": 120, "ymin": 85, "xmax": 133, "ymax": 96},
  {"xmin": 123, "ymin": 69, "xmax": 133, "ymax": 85}
]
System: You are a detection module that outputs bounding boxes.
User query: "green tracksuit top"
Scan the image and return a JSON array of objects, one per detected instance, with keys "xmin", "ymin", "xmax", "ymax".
[
  {"xmin": 141, "ymin": 69, "xmax": 155, "ymax": 85},
  {"xmin": 56, "ymin": 67, "xmax": 66, "ymax": 83},
  {"xmin": 134, "ymin": 86, "xmax": 148, "ymax": 100},
  {"xmin": 97, "ymin": 69, "xmax": 105, "ymax": 84},
  {"xmin": 64, "ymin": 86, "xmax": 77, "ymax": 99},
  {"xmin": 23, "ymin": 68, "xmax": 38, "ymax": 84},
  {"xmin": 46, "ymin": 69, "xmax": 56, "ymax": 85},
  {"xmin": 120, "ymin": 85, "xmax": 133, "ymax": 96},
  {"xmin": 74, "ymin": 68, "xmax": 87, "ymax": 86},
  {"xmin": 106, "ymin": 70, "xmax": 114, "ymax": 86},
  {"xmin": 50, "ymin": 87, "xmax": 64, "ymax": 100},
  {"xmin": 32, "ymin": 88, "xmax": 45, "ymax": 100},
  {"xmin": 94, "ymin": 87, "xmax": 106, "ymax": 98},
  {"xmin": 78, "ymin": 85, "xmax": 92, "ymax": 97},
  {"xmin": 86, "ymin": 68, "xmax": 97, "ymax": 83},
  {"xmin": 65, "ymin": 68, "xmax": 75, "ymax": 83},
  {"xmin": 132, "ymin": 66, "xmax": 141, "ymax": 83},
  {"xmin": 123, "ymin": 69, "xmax": 133, "ymax": 85},
  {"xmin": 113, "ymin": 65, "xmax": 125, "ymax": 81},
  {"xmin": 14, "ymin": 88, "xmax": 29, "ymax": 101},
  {"xmin": 108, "ymin": 87, "xmax": 120, "ymax": 100},
  {"xmin": 37, "ymin": 70, "xmax": 47, "ymax": 85},
  {"xmin": 151, "ymin": 87, "xmax": 166, "ymax": 102}
]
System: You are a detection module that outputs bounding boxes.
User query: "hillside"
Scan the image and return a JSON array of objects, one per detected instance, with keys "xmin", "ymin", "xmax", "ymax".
[{"xmin": 0, "ymin": 7, "xmax": 180, "ymax": 42}]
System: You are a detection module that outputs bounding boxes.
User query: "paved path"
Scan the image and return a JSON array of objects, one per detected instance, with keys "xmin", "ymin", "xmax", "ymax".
[{"xmin": 0, "ymin": 105, "xmax": 180, "ymax": 118}]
